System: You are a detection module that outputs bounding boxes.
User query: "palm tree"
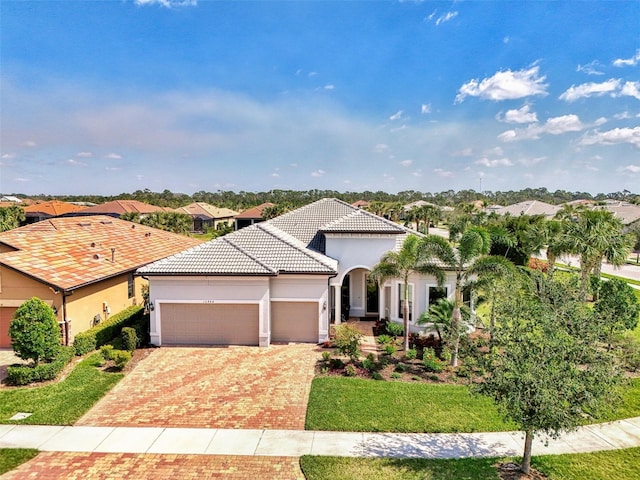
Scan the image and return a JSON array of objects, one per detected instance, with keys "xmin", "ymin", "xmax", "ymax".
[
  {"xmin": 418, "ymin": 298, "xmax": 471, "ymax": 344},
  {"xmin": 370, "ymin": 235, "xmax": 446, "ymax": 351},
  {"xmin": 418, "ymin": 227, "xmax": 514, "ymax": 366},
  {"xmin": 563, "ymin": 209, "xmax": 632, "ymax": 300},
  {"xmin": 416, "ymin": 204, "xmax": 441, "ymax": 234}
]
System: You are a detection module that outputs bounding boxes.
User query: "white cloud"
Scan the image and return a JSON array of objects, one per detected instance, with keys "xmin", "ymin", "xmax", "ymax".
[
  {"xmin": 311, "ymin": 169, "xmax": 325, "ymax": 177},
  {"xmin": 434, "ymin": 168, "xmax": 453, "ymax": 177},
  {"xmin": 1, "ymin": 153, "xmax": 15, "ymax": 159},
  {"xmin": 580, "ymin": 127, "xmax": 640, "ymax": 148},
  {"xmin": 499, "ymin": 114, "xmax": 586, "ymax": 142},
  {"xmin": 66, "ymin": 158, "xmax": 87, "ymax": 167},
  {"xmin": 621, "ymin": 165, "xmax": 640, "ymax": 173},
  {"xmin": 324, "ymin": 84, "xmax": 335, "ymax": 91},
  {"xmin": 559, "ymin": 79, "xmax": 621, "ymax": 102},
  {"xmin": 374, "ymin": 144, "xmax": 389, "ymax": 153},
  {"xmin": 271, "ymin": 173, "xmax": 280, "ymax": 177},
  {"xmin": 613, "ymin": 49, "xmax": 640, "ymax": 67},
  {"xmin": 76, "ymin": 151, "xmax": 93, "ymax": 158},
  {"xmin": 399, "ymin": 160, "xmax": 413, "ymax": 167},
  {"xmin": 134, "ymin": 0, "xmax": 197, "ymax": 8},
  {"xmin": 455, "ymin": 66, "xmax": 548, "ymax": 103},
  {"xmin": 621, "ymin": 81, "xmax": 640, "ymax": 100},
  {"xmin": 614, "ymin": 112, "xmax": 633, "ymax": 120},
  {"xmin": 289, "ymin": 163, "xmax": 298, "ymax": 168},
  {"xmin": 451, "ymin": 148, "xmax": 473, "ymax": 157},
  {"xmin": 475, "ymin": 157, "xmax": 513, "ymax": 168},
  {"xmin": 411, "ymin": 170, "xmax": 423, "ymax": 177},
  {"xmin": 23, "ymin": 140, "xmax": 37, "ymax": 147},
  {"xmin": 105, "ymin": 166, "xmax": 122, "ymax": 171},
  {"xmin": 389, "ymin": 110, "xmax": 403, "ymax": 121},
  {"xmin": 577, "ymin": 60, "xmax": 605, "ymax": 76},
  {"xmin": 435, "ymin": 11, "xmax": 458, "ymax": 26},
  {"xmin": 421, "ymin": 104, "xmax": 431, "ymax": 114},
  {"xmin": 498, "ymin": 105, "xmax": 538, "ymax": 124},
  {"xmin": 518, "ymin": 156, "xmax": 546, "ymax": 166},
  {"xmin": 104, "ymin": 153, "xmax": 122, "ymax": 159}
]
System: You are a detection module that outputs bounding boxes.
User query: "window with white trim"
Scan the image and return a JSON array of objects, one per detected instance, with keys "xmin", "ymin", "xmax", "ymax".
[{"xmin": 426, "ymin": 285, "xmax": 449, "ymax": 307}]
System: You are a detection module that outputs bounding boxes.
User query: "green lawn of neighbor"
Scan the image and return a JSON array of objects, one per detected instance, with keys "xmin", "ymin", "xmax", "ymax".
[{"xmin": 0, "ymin": 449, "xmax": 39, "ymax": 475}]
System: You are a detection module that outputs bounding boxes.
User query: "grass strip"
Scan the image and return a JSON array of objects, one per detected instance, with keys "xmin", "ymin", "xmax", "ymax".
[
  {"xmin": 0, "ymin": 449, "xmax": 39, "ymax": 475},
  {"xmin": 305, "ymin": 377, "xmax": 516, "ymax": 433},
  {"xmin": 300, "ymin": 448, "xmax": 640, "ymax": 480},
  {"xmin": 306, "ymin": 377, "xmax": 640, "ymax": 433},
  {"xmin": 0, "ymin": 353, "xmax": 123, "ymax": 425}
]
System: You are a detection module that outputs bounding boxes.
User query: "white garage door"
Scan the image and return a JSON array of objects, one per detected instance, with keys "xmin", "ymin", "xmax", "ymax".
[
  {"xmin": 160, "ymin": 303, "xmax": 259, "ymax": 346},
  {"xmin": 271, "ymin": 301, "xmax": 318, "ymax": 343}
]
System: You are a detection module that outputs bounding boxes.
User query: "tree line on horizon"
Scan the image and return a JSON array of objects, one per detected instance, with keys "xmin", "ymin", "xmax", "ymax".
[{"xmin": 7, "ymin": 187, "xmax": 640, "ymax": 210}]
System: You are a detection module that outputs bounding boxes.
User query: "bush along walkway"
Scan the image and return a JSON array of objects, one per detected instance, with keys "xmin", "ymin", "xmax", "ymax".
[{"xmin": 1, "ymin": 417, "xmax": 639, "ymax": 459}]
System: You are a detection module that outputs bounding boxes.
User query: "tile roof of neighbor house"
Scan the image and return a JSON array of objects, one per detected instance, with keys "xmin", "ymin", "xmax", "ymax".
[
  {"xmin": 23, "ymin": 200, "xmax": 88, "ymax": 216},
  {"xmin": 67, "ymin": 200, "xmax": 171, "ymax": 216},
  {"xmin": 596, "ymin": 202, "xmax": 640, "ymax": 225},
  {"xmin": 352, "ymin": 200, "xmax": 370, "ymax": 208},
  {"xmin": 494, "ymin": 200, "xmax": 561, "ymax": 218},
  {"xmin": 139, "ymin": 198, "xmax": 415, "ymax": 277},
  {"xmin": 234, "ymin": 202, "xmax": 275, "ymax": 219},
  {"xmin": 0, "ymin": 216, "xmax": 202, "ymax": 291},
  {"xmin": 174, "ymin": 202, "xmax": 239, "ymax": 219}
]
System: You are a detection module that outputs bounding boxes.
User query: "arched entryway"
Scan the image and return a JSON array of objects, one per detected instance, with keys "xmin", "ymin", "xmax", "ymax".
[{"xmin": 331, "ymin": 267, "xmax": 380, "ymax": 323}]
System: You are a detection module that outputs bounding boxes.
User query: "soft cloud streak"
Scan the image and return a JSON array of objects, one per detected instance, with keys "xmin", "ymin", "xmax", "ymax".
[{"xmin": 456, "ymin": 66, "xmax": 548, "ymax": 103}]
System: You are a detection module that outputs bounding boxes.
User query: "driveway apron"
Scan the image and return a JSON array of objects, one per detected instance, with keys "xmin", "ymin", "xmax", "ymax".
[
  {"xmin": 1, "ymin": 452, "xmax": 305, "ymax": 480},
  {"xmin": 76, "ymin": 344, "xmax": 320, "ymax": 430}
]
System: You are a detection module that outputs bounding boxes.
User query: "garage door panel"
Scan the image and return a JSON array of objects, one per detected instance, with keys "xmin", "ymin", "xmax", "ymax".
[
  {"xmin": 0, "ymin": 308, "xmax": 16, "ymax": 349},
  {"xmin": 161, "ymin": 303, "xmax": 259, "ymax": 346},
  {"xmin": 271, "ymin": 302, "xmax": 318, "ymax": 343}
]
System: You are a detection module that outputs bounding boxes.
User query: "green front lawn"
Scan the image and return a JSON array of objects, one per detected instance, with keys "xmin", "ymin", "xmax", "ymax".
[
  {"xmin": 306, "ymin": 377, "xmax": 640, "ymax": 433},
  {"xmin": 0, "ymin": 449, "xmax": 38, "ymax": 475},
  {"xmin": 300, "ymin": 448, "xmax": 640, "ymax": 480},
  {"xmin": 305, "ymin": 377, "xmax": 515, "ymax": 433},
  {"xmin": 0, "ymin": 353, "xmax": 123, "ymax": 425}
]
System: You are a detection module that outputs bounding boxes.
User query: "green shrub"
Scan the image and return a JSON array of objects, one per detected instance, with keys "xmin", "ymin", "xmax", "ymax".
[
  {"xmin": 121, "ymin": 327, "xmax": 138, "ymax": 352},
  {"xmin": 6, "ymin": 346, "xmax": 74, "ymax": 386},
  {"xmin": 329, "ymin": 358, "xmax": 344, "ymax": 370},
  {"xmin": 390, "ymin": 372, "xmax": 402, "ymax": 379},
  {"xmin": 386, "ymin": 322, "xmax": 404, "ymax": 338},
  {"xmin": 362, "ymin": 353, "xmax": 377, "ymax": 372},
  {"xmin": 9, "ymin": 298, "xmax": 61, "ymax": 366},
  {"xmin": 344, "ymin": 365, "xmax": 356, "ymax": 377},
  {"xmin": 405, "ymin": 348, "xmax": 417, "ymax": 360},
  {"xmin": 73, "ymin": 306, "xmax": 144, "ymax": 355},
  {"xmin": 439, "ymin": 347, "xmax": 452, "ymax": 363},
  {"xmin": 394, "ymin": 363, "xmax": 407, "ymax": 373},
  {"xmin": 111, "ymin": 350, "xmax": 132, "ymax": 370},
  {"xmin": 334, "ymin": 324, "xmax": 363, "ymax": 361},
  {"xmin": 371, "ymin": 371, "xmax": 384, "ymax": 380},
  {"xmin": 100, "ymin": 345, "xmax": 115, "ymax": 361},
  {"xmin": 321, "ymin": 351, "xmax": 331, "ymax": 362},
  {"xmin": 422, "ymin": 348, "xmax": 444, "ymax": 373},
  {"xmin": 377, "ymin": 334, "xmax": 393, "ymax": 345},
  {"xmin": 384, "ymin": 344, "xmax": 396, "ymax": 355},
  {"xmin": 616, "ymin": 334, "xmax": 640, "ymax": 372}
]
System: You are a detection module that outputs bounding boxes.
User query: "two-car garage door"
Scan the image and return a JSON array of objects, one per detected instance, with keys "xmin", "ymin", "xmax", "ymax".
[
  {"xmin": 158, "ymin": 301, "xmax": 319, "ymax": 346},
  {"xmin": 160, "ymin": 303, "xmax": 259, "ymax": 346}
]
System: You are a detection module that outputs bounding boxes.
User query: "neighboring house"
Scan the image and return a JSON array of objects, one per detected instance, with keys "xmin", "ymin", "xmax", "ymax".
[
  {"xmin": 0, "ymin": 196, "xmax": 22, "ymax": 203},
  {"xmin": 174, "ymin": 202, "xmax": 239, "ymax": 232},
  {"xmin": 595, "ymin": 201, "xmax": 640, "ymax": 229},
  {"xmin": 352, "ymin": 200, "xmax": 370, "ymax": 209},
  {"xmin": 139, "ymin": 198, "xmax": 458, "ymax": 348},
  {"xmin": 234, "ymin": 202, "xmax": 274, "ymax": 229},
  {"xmin": 22, "ymin": 200, "xmax": 88, "ymax": 224},
  {"xmin": 493, "ymin": 200, "xmax": 560, "ymax": 218},
  {"xmin": 60, "ymin": 199, "xmax": 171, "ymax": 219},
  {"xmin": 0, "ymin": 216, "xmax": 201, "ymax": 348}
]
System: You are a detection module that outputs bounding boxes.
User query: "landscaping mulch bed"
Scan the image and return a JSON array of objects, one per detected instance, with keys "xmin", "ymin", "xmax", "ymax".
[{"xmin": 497, "ymin": 462, "xmax": 548, "ymax": 480}]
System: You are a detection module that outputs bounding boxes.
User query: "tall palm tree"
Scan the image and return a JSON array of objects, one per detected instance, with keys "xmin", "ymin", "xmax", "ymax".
[
  {"xmin": 416, "ymin": 204, "xmax": 441, "ymax": 234},
  {"xmin": 418, "ymin": 226, "xmax": 514, "ymax": 366},
  {"xmin": 370, "ymin": 235, "xmax": 446, "ymax": 351},
  {"xmin": 563, "ymin": 209, "xmax": 632, "ymax": 300}
]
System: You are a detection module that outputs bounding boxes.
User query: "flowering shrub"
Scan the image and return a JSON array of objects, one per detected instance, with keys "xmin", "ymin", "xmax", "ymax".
[{"xmin": 528, "ymin": 257, "xmax": 548, "ymax": 272}]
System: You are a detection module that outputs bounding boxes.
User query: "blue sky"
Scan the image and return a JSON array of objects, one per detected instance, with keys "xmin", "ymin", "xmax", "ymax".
[{"xmin": 1, "ymin": 1, "xmax": 639, "ymax": 196}]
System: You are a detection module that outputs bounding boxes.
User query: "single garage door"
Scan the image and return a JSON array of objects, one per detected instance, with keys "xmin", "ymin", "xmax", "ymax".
[
  {"xmin": 271, "ymin": 301, "xmax": 318, "ymax": 343},
  {"xmin": 0, "ymin": 308, "xmax": 17, "ymax": 349},
  {"xmin": 160, "ymin": 303, "xmax": 259, "ymax": 346}
]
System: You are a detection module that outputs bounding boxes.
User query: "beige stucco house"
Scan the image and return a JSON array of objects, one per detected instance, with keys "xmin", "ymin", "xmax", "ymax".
[{"xmin": 0, "ymin": 216, "xmax": 201, "ymax": 348}]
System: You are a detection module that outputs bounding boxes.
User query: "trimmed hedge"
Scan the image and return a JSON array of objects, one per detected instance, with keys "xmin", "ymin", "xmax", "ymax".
[
  {"xmin": 7, "ymin": 346, "xmax": 75, "ymax": 386},
  {"xmin": 73, "ymin": 306, "xmax": 145, "ymax": 355}
]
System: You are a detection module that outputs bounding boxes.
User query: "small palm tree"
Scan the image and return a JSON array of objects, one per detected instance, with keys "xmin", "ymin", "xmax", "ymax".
[
  {"xmin": 370, "ymin": 235, "xmax": 446, "ymax": 351},
  {"xmin": 418, "ymin": 298, "xmax": 471, "ymax": 343},
  {"xmin": 418, "ymin": 227, "xmax": 514, "ymax": 366}
]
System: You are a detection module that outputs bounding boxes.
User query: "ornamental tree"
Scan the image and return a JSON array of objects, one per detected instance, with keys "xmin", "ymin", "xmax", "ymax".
[
  {"xmin": 9, "ymin": 297, "xmax": 61, "ymax": 366},
  {"xmin": 476, "ymin": 272, "xmax": 620, "ymax": 474},
  {"xmin": 594, "ymin": 278, "xmax": 640, "ymax": 349}
]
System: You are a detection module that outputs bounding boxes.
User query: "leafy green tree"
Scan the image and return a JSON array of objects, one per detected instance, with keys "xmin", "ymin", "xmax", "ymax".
[
  {"xmin": 416, "ymin": 204, "xmax": 441, "ymax": 234},
  {"xmin": 594, "ymin": 278, "xmax": 640, "ymax": 348},
  {"xmin": 9, "ymin": 298, "xmax": 61, "ymax": 365},
  {"xmin": 477, "ymin": 273, "xmax": 621, "ymax": 474},
  {"xmin": 139, "ymin": 211, "xmax": 192, "ymax": 234},
  {"xmin": 370, "ymin": 235, "xmax": 446, "ymax": 351},
  {"xmin": 0, "ymin": 205, "xmax": 25, "ymax": 231},
  {"xmin": 419, "ymin": 227, "xmax": 512, "ymax": 366},
  {"xmin": 418, "ymin": 298, "xmax": 470, "ymax": 343}
]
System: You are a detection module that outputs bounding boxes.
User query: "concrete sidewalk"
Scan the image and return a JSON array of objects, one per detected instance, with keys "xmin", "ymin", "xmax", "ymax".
[{"xmin": 1, "ymin": 417, "xmax": 639, "ymax": 459}]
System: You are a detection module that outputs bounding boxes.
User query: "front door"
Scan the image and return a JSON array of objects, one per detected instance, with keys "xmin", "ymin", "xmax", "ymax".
[{"xmin": 366, "ymin": 274, "xmax": 379, "ymax": 316}]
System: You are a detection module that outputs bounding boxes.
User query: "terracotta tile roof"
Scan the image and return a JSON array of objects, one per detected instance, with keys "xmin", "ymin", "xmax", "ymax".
[
  {"xmin": 175, "ymin": 202, "xmax": 238, "ymax": 219},
  {"xmin": 23, "ymin": 200, "xmax": 88, "ymax": 216},
  {"xmin": 234, "ymin": 202, "xmax": 274, "ymax": 219},
  {"xmin": 0, "ymin": 216, "xmax": 202, "ymax": 291},
  {"xmin": 72, "ymin": 200, "xmax": 170, "ymax": 216}
]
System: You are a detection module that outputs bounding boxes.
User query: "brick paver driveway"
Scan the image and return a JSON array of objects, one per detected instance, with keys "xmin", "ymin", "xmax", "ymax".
[
  {"xmin": 0, "ymin": 349, "xmax": 22, "ymax": 385},
  {"xmin": 2, "ymin": 452, "xmax": 305, "ymax": 479},
  {"xmin": 77, "ymin": 344, "xmax": 320, "ymax": 430}
]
